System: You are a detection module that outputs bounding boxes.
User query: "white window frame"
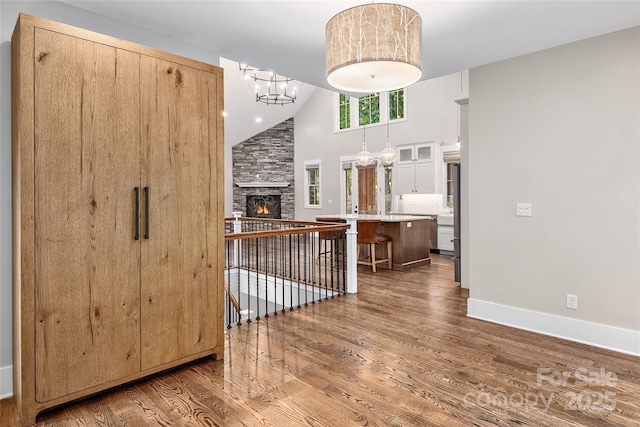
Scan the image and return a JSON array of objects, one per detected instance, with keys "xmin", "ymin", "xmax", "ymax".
[
  {"xmin": 339, "ymin": 160, "xmax": 353, "ymax": 214},
  {"xmin": 304, "ymin": 159, "xmax": 322, "ymax": 209},
  {"xmin": 333, "ymin": 88, "xmax": 408, "ymax": 133},
  {"xmin": 337, "ymin": 93, "xmax": 351, "ymax": 130},
  {"xmin": 388, "ymin": 88, "xmax": 407, "ymax": 122},
  {"xmin": 358, "ymin": 92, "xmax": 381, "ymax": 126}
]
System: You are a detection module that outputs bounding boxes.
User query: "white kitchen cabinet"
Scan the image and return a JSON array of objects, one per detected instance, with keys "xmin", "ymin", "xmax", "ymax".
[
  {"xmin": 397, "ymin": 143, "xmax": 433, "ymax": 164},
  {"xmin": 438, "ymin": 226, "xmax": 454, "ymax": 252},
  {"xmin": 437, "ymin": 214, "xmax": 454, "ymax": 252},
  {"xmin": 395, "ymin": 141, "xmax": 441, "ymax": 195},
  {"xmin": 397, "ymin": 161, "xmax": 436, "ymax": 194}
]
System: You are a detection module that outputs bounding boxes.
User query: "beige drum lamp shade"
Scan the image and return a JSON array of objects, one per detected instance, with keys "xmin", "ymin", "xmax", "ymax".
[{"xmin": 326, "ymin": 3, "xmax": 422, "ymax": 93}]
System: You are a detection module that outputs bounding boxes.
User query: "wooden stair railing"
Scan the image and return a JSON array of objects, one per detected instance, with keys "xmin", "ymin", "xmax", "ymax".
[{"xmin": 224, "ymin": 279, "xmax": 241, "ymax": 314}]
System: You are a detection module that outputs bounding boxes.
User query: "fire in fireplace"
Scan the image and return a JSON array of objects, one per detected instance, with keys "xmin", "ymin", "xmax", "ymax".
[{"xmin": 246, "ymin": 195, "xmax": 281, "ymax": 219}]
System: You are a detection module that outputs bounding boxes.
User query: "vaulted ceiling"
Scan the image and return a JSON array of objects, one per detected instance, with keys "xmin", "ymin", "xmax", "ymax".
[{"xmin": 60, "ymin": 1, "xmax": 640, "ymax": 144}]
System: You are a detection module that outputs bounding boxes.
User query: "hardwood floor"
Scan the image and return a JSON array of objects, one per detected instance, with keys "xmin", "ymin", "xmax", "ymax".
[{"xmin": 2, "ymin": 254, "xmax": 639, "ymax": 426}]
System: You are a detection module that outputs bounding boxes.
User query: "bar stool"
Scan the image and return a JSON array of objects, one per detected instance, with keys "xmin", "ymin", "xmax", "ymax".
[
  {"xmin": 356, "ymin": 220, "xmax": 392, "ymax": 272},
  {"xmin": 316, "ymin": 217, "xmax": 346, "ymax": 263}
]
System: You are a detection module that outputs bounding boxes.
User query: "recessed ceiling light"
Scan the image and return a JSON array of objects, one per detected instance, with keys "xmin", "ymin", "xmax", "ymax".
[{"xmin": 255, "ymin": 117, "xmax": 262, "ymax": 123}]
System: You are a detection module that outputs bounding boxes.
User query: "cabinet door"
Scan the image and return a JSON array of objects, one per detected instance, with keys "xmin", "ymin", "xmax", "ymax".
[
  {"xmin": 397, "ymin": 146, "xmax": 414, "ymax": 164},
  {"xmin": 414, "ymin": 143, "xmax": 433, "ymax": 162},
  {"xmin": 396, "ymin": 163, "xmax": 416, "ymax": 194},
  {"xmin": 140, "ymin": 57, "xmax": 219, "ymax": 370},
  {"xmin": 34, "ymin": 30, "xmax": 141, "ymax": 401},
  {"xmin": 438, "ymin": 226, "xmax": 455, "ymax": 251},
  {"xmin": 414, "ymin": 161, "xmax": 436, "ymax": 193}
]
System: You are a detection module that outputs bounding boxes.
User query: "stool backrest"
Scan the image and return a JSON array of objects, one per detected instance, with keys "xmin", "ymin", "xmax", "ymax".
[
  {"xmin": 357, "ymin": 220, "xmax": 381, "ymax": 244},
  {"xmin": 316, "ymin": 217, "xmax": 346, "ymax": 241}
]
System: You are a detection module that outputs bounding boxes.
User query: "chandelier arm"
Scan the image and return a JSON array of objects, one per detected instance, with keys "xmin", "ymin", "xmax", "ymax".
[{"xmin": 240, "ymin": 63, "xmax": 298, "ymax": 105}]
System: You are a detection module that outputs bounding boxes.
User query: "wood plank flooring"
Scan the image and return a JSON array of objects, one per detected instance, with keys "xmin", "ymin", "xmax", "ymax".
[{"xmin": 2, "ymin": 254, "xmax": 639, "ymax": 426}]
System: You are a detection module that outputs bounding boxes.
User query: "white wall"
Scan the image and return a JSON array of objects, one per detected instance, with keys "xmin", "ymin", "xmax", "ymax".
[
  {"xmin": 294, "ymin": 73, "xmax": 464, "ymax": 221},
  {"xmin": 0, "ymin": 0, "xmax": 221, "ymax": 399},
  {"xmin": 466, "ymin": 27, "xmax": 640, "ymax": 355}
]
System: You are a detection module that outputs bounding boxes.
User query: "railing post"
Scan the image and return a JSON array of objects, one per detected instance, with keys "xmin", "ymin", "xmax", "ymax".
[
  {"xmin": 345, "ymin": 217, "xmax": 358, "ymax": 294},
  {"xmin": 233, "ymin": 211, "xmax": 242, "ymax": 267}
]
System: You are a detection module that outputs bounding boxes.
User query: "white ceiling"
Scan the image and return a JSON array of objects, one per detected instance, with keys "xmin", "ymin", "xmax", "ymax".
[
  {"xmin": 220, "ymin": 57, "xmax": 317, "ymax": 147},
  {"xmin": 60, "ymin": 1, "xmax": 640, "ymax": 144}
]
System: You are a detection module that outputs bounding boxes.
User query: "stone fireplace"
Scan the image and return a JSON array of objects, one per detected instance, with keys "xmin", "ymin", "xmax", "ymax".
[
  {"xmin": 233, "ymin": 118, "xmax": 294, "ymax": 219},
  {"xmin": 246, "ymin": 195, "xmax": 281, "ymax": 219}
]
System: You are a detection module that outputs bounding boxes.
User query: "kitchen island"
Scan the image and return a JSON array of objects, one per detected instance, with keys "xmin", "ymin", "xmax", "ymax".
[{"xmin": 316, "ymin": 214, "xmax": 433, "ymax": 271}]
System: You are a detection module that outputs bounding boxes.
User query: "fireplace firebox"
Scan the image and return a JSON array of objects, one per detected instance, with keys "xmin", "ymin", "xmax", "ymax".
[{"xmin": 246, "ymin": 195, "xmax": 281, "ymax": 219}]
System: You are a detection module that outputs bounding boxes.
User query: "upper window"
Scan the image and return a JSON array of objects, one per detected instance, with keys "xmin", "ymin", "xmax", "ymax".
[
  {"xmin": 359, "ymin": 93, "xmax": 380, "ymax": 126},
  {"xmin": 304, "ymin": 160, "xmax": 321, "ymax": 208},
  {"xmin": 335, "ymin": 88, "xmax": 406, "ymax": 131},
  {"xmin": 389, "ymin": 89, "xmax": 405, "ymax": 120},
  {"xmin": 339, "ymin": 94, "xmax": 351, "ymax": 130}
]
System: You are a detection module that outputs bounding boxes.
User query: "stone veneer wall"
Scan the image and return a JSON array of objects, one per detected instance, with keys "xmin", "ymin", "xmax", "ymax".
[{"xmin": 232, "ymin": 118, "xmax": 295, "ymax": 219}]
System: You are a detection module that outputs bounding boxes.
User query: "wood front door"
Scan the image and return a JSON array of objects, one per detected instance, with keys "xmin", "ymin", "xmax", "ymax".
[
  {"xmin": 140, "ymin": 57, "xmax": 219, "ymax": 370},
  {"xmin": 358, "ymin": 166, "xmax": 378, "ymax": 214},
  {"xmin": 34, "ymin": 30, "xmax": 141, "ymax": 401}
]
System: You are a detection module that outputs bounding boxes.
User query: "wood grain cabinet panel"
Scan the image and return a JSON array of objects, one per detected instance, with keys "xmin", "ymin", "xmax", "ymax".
[
  {"xmin": 140, "ymin": 57, "xmax": 219, "ymax": 370},
  {"xmin": 33, "ymin": 29, "xmax": 141, "ymax": 403},
  {"xmin": 12, "ymin": 14, "xmax": 224, "ymax": 426}
]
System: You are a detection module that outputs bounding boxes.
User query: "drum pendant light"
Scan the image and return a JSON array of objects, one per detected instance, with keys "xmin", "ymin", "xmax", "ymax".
[{"xmin": 326, "ymin": 3, "xmax": 422, "ymax": 93}]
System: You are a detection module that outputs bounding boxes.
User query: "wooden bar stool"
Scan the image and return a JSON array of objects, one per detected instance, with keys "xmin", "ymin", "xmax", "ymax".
[
  {"xmin": 356, "ymin": 220, "xmax": 392, "ymax": 272},
  {"xmin": 316, "ymin": 217, "xmax": 346, "ymax": 263}
]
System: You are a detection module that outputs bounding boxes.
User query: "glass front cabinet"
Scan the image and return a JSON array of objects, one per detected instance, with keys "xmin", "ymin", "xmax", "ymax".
[{"xmin": 394, "ymin": 141, "xmax": 441, "ymax": 195}]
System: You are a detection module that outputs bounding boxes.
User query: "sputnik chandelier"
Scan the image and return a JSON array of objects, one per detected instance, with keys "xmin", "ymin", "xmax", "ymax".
[{"xmin": 239, "ymin": 63, "xmax": 298, "ymax": 106}]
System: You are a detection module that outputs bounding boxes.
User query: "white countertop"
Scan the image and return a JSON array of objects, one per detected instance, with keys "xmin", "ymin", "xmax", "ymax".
[{"xmin": 316, "ymin": 214, "xmax": 435, "ymax": 223}]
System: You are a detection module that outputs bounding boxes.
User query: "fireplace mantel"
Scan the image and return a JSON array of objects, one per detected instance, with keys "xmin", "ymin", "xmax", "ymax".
[{"xmin": 236, "ymin": 181, "xmax": 290, "ymax": 188}]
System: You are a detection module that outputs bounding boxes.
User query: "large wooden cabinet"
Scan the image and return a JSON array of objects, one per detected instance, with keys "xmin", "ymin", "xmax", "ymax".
[{"xmin": 12, "ymin": 14, "xmax": 224, "ymax": 425}]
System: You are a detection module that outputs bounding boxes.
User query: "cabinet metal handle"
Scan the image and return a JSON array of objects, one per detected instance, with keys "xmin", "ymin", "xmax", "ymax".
[
  {"xmin": 135, "ymin": 187, "xmax": 140, "ymax": 240},
  {"xmin": 144, "ymin": 187, "xmax": 149, "ymax": 239}
]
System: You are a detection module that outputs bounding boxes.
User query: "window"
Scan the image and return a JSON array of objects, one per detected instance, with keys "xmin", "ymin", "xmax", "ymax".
[
  {"xmin": 389, "ymin": 89, "xmax": 405, "ymax": 120},
  {"xmin": 344, "ymin": 165, "xmax": 353, "ymax": 214},
  {"xmin": 304, "ymin": 161, "xmax": 321, "ymax": 208},
  {"xmin": 339, "ymin": 94, "xmax": 350, "ymax": 130},
  {"xmin": 359, "ymin": 93, "xmax": 380, "ymax": 126},
  {"xmin": 385, "ymin": 169, "xmax": 392, "ymax": 214},
  {"xmin": 335, "ymin": 88, "xmax": 405, "ymax": 131}
]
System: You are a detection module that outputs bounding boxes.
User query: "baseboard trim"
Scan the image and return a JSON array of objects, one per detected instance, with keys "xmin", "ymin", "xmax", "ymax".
[
  {"xmin": 467, "ymin": 299, "xmax": 640, "ymax": 357},
  {"xmin": 0, "ymin": 365, "xmax": 13, "ymax": 400}
]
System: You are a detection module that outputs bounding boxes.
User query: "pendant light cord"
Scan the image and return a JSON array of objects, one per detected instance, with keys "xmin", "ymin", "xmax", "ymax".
[{"xmin": 386, "ymin": 119, "xmax": 390, "ymax": 145}]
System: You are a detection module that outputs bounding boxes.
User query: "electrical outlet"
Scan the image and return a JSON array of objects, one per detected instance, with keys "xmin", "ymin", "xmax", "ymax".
[
  {"xmin": 516, "ymin": 203, "xmax": 532, "ymax": 217},
  {"xmin": 566, "ymin": 294, "xmax": 578, "ymax": 310}
]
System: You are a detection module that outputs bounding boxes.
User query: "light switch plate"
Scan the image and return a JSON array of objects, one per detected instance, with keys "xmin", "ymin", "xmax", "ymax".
[{"xmin": 516, "ymin": 203, "xmax": 532, "ymax": 217}]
